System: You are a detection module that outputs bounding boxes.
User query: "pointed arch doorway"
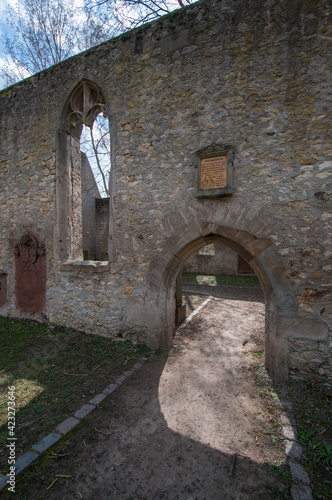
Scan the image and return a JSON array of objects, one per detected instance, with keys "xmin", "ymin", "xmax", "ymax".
[{"xmin": 146, "ymin": 223, "xmax": 299, "ymax": 377}]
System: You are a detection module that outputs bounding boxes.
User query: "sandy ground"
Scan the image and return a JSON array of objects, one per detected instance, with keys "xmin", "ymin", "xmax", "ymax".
[{"xmin": 16, "ymin": 286, "xmax": 290, "ymax": 499}]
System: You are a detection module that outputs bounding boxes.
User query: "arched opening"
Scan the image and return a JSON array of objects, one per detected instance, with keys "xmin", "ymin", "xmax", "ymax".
[
  {"xmin": 175, "ymin": 241, "xmax": 259, "ymax": 323},
  {"xmin": 146, "ymin": 223, "xmax": 299, "ymax": 377},
  {"xmin": 54, "ymin": 80, "xmax": 113, "ymax": 262},
  {"xmin": 80, "ymin": 114, "xmax": 111, "ymax": 261},
  {"xmin": 172, "ymin": 235, "xmax": 272, "ymax": 351}
]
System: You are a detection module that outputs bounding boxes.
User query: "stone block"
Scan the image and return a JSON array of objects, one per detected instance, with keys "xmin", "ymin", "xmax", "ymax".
[
  {"xmin": 15, "ymin": 451, "xmax": 39, "ymax": 474},
  {"xmin": 289, "ymin": 461, "xmax": 310, "ymax": 485},
  {"xmin": 56, "ymin": 416, "xmax": 81, "ymax": 435},
  {"xmin": 164, "ymin": 220, "xmax": 202, "ymax": 258},
  {"xmin": 147, "ymin": 252, "xmax": 178, "ymax": 293},
  {"xmin": 74, "ymin": 404, "xmax": 96, "ymax": 419},
  {"xmin": 290, "ymin": 484, "xmax": 313, "ymax": 500},
  {"xmin": 60, "ymin": 261, "xmax": 110, "ymax": 274},
  {"xmin": 206, "ymin": 224, "xmax": 271, "ymax": 260},
  {"xmin": 114, "ymin": 375, "xmax": 127, "ymax": 385},
  {"xmin": 257, "ymin": 246, "xmax": 298, "ymax": 317},
  {"xmin": 280, "ymin": 398, "xmax": 293, "ymax": 410},
  {"xmin": 147, "ymin": 325, "xmax": 173, "ymax": 350},
  {"xmin": 31, "ymin": 432, "xmax": 62, "ymax": 454},
  {"xmin": 103, "ymin": 383, "xmax": 118, "ymax": 394},
  {"xmin": 278, "ymin": 316, "xmax": 329, "ymax": 341},
  {"xmin": 0, "ymin": 473, "xmax": 8, "ymax": 491},
  {"xmin": 148, "ymin": 255, "xmax": 185, "ymax": 316},
  {"xmin": 265, "ymin": 330, "xmax": 289, "ymax": 377},
  {"xmin": 283, "ymin": 426, "xmax": 296, "ymax": 441},
  {"xmin": 280, "ymin": 413, "xmax": 297, "ymax": 427},
  {"xmin": 176, "ymin": 237, "xmax": 206, "ymax": 262},
  {"xmin": 89, "ymin": 393, "xmax": 107, "ymax": 405},
  {"xmin": 285, "ymin": 440, "xmax": 302, "ymax": 460}
]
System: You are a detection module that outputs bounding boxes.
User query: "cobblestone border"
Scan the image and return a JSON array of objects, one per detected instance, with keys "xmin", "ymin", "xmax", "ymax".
[
  {"xmin": 280, "ymin": 391, "xmax": 314, "ymax": 500},
  {"xmin": 0, "ymin": 358, "xmax": 146, "ymax": 492}
]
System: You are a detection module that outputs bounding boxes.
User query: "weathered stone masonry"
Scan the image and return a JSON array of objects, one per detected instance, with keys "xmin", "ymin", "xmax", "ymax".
[{"xmin": 0, "ymin": 0, "xmax": 331, "ymax": 384}]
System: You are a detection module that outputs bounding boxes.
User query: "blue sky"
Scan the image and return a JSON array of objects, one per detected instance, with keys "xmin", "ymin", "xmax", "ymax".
[{"xmin": 0, "ymin": 0, "xmax": 15, "ymax": 90}]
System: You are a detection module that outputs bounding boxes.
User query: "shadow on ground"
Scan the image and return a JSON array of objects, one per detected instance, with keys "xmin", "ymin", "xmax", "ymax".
[
  {"xmin": 4, "ymin": 287, "xmax": 291, "ymax": 500},
  {"xmin": 5, "ymin": 354, "xmax": 290, "ymax": 500}
]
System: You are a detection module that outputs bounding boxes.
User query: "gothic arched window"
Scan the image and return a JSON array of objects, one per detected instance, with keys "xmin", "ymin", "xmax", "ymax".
[{"xmin": 55, "ymin": 80, "xmax": 112, "ymax": 262}]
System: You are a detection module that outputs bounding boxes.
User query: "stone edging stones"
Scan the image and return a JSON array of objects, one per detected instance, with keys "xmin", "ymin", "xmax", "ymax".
[
  {"xmin": 0, "ymin": 358, "xmax": 146, "ymax": 492},
  {"xmin": 280, "ymin": 393, "xmax": 314, "ymax": 500}
]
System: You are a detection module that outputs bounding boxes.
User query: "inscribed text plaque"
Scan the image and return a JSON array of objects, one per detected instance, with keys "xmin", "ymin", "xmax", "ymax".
[{"xmin": 200, "ymin": 156, "xmax": 227, "ymax": 190}]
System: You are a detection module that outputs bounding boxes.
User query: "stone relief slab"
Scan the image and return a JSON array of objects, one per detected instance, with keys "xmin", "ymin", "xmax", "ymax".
[
  {"xmin": 0, "ymin": 272, "xmax": 7, "ymax": 307},
  {"xmin": 14, "ymin": 232, "xmax": 46, "ymax": 314}
]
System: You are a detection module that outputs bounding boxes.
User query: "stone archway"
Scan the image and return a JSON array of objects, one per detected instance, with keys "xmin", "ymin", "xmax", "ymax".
[{"xmin": 146, "ymin": 222, "xmax": 299, "ymax": 377}]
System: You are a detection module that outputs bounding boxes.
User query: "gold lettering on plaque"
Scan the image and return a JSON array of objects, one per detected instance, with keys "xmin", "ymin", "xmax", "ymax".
[{"xmin": 200, "ymin": 156, "xmax": 227, "ymax": 189}]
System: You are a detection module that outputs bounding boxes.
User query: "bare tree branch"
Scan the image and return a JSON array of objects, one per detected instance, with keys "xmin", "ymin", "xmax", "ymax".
[
  {"xmin": 85, "ymin": 0, "xmax": 194, "ymax": 34},
  {"xmin": 88, "ymin": 125, "xmax": 110, "ymax": 197},
  {"xmin": 0, "ymin": 0, "xmax": 111, "ymax": 88},
  {"xmin": 80, "ymin": 116, "xmax": 111, "ymax": 198}
]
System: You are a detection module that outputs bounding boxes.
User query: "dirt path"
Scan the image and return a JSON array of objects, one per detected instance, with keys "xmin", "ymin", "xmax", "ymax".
[{"xmin": 16, "ymin": 288, "xmax": 290, "ymax": 499}]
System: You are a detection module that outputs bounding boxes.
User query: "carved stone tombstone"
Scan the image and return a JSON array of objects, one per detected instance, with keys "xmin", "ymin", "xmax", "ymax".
[
  {"xmin": 14, "ymin": 232, "xmax": 46, "ymax": 314},
  {"xmin": 0, "ymin": 271, "xmax": 7, "ymax": 307}
]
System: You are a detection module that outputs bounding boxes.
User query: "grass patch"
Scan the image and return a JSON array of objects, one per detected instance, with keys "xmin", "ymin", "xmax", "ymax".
[
  {"xmin": 285, "ymin": 379, "xmax": 332, "ymax": 499},
  {"xmin": 0, "ymin": 317, "xmax": 150, "ymax": 472},
  {"xmin": 255, "ymin": 360, "xmax": 332, "ymax": 499},
  {"xmin": 254, "ymin": 362, "xmax": 286, "ymax": 446},
  {"xmin": 253, "ymin": 362, "xmax": 291, "ymax": 497},
  {"xmin": 182, "ymin": 272, "xmax": 261, "ymax": 288}
]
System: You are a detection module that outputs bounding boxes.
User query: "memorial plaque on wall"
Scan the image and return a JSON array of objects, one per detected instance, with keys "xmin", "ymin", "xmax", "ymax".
[
  {"xmin": 200, "ymin": 156, "xmax": 228, "ymax": 189},
  {"xmin": 195, "ymin": 143, "xmax": 234, "ymax": 198}
]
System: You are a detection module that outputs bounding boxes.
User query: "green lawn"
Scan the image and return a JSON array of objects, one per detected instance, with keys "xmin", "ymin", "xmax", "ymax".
[
  {"xmin": 182, "ymin": 272, "xmax": 261, "ymax": 288},
  {"xmin": 0, "ymin": 317, "xmax": 150, "ymax": 471}
]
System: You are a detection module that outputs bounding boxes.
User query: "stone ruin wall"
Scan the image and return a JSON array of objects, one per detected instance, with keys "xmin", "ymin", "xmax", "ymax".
[
  {"xmin": 81, "ymin": 153, "xmax": 100, "ymax": 261},
  {"xmin": 81, "ymin": 154, "xmax": 109, "ymax": 261},
  {"xmin": 0, "ymin": 0, "xmax": 331, "ymax": 384},
  {"xmin": 184, "ymin": 243, "xmax": 240, "ymax": 275}
]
